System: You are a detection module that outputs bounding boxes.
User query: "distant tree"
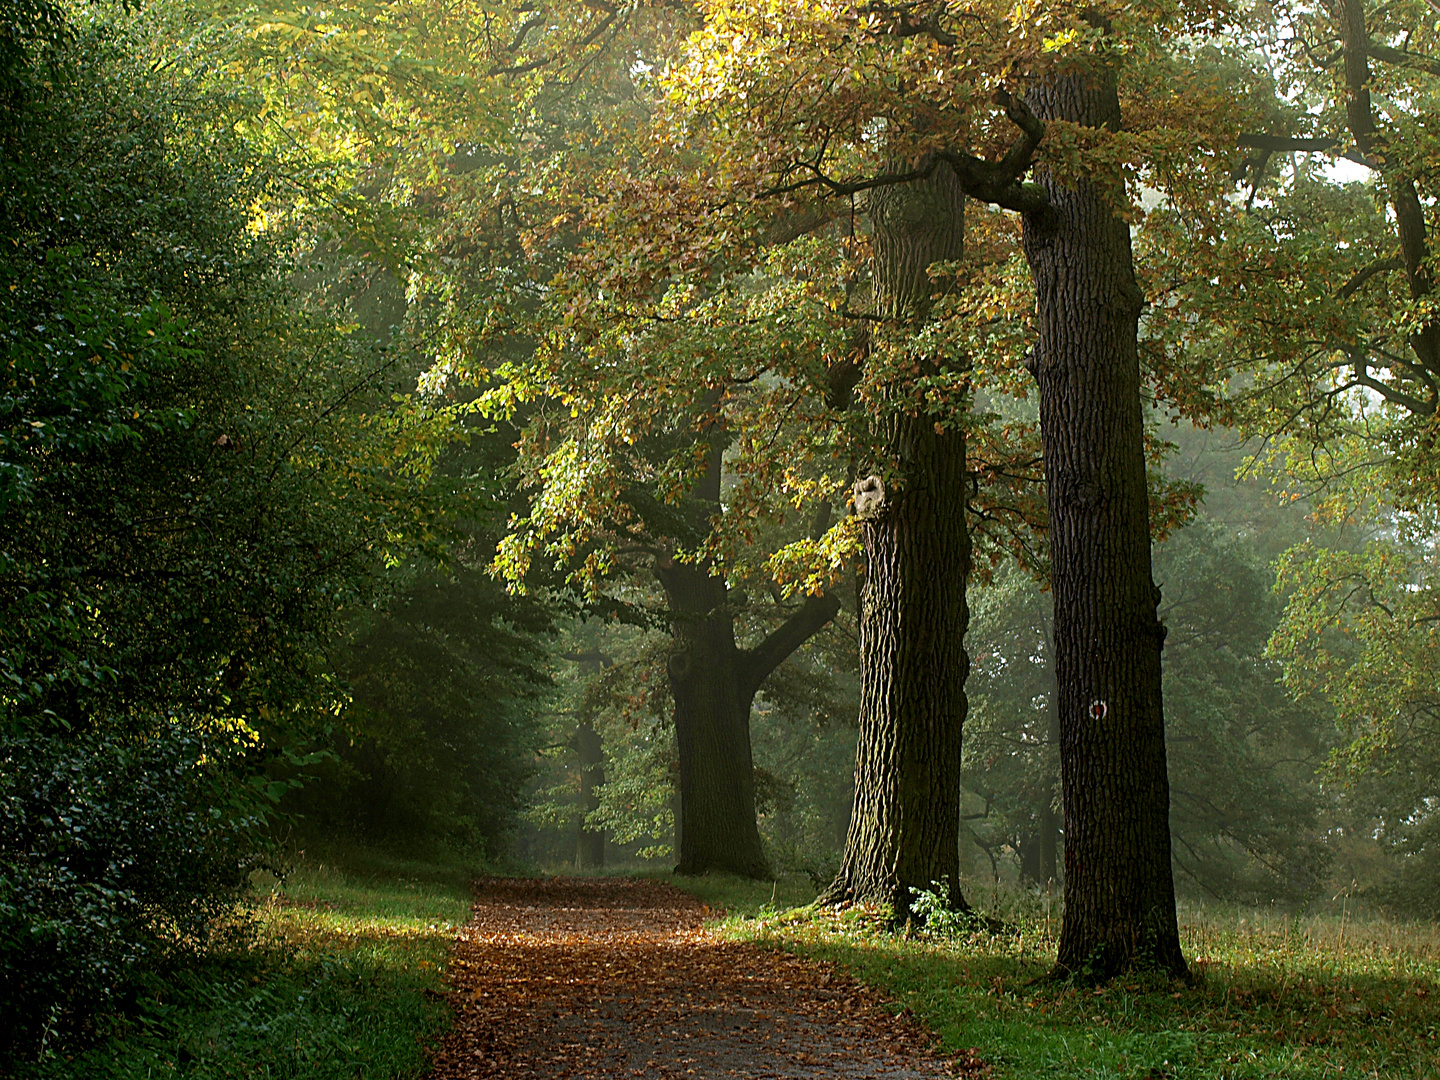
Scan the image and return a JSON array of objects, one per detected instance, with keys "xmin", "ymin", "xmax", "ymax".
[
  {"xmin": 963, "ymin": 568, "xmax": 1061, "ymax": 888},
  {"xmin": 291, "ymin": 558, "xmax": 554, "ymax": 859}
]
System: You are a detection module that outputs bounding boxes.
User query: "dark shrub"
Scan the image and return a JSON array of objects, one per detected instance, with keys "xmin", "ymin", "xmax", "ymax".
[{"xmin": 0, "ymin": 723, "xmax": 266, "ymax": 1059}]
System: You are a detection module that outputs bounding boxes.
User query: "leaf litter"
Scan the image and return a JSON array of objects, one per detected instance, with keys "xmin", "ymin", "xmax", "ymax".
[{"xmin": 428, "ymin": 877, "xmax": 984, "ymax": 1079}]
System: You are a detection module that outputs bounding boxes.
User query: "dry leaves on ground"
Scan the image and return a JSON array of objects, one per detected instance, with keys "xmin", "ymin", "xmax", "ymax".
[{"xmin": 428, "ymin": 877, "xmax": 984, "ymax": 1079}]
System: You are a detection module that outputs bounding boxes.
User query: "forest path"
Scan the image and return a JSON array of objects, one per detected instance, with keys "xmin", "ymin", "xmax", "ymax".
[{"xmin": 427, "ymin": 877, "xmax": 965, "ymax": 1079}]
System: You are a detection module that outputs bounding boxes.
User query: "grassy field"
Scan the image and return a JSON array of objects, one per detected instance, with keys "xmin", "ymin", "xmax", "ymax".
[
  {"xmin": 19, "ymin": 851, "xmax": 474, "ymax": 1080},
  {"xmin": 674, "ymin": 874, "xmax": 1440, "ymax": 1080}
]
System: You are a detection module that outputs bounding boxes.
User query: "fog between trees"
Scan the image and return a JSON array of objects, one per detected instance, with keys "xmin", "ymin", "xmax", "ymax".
[{"xmin": 6, "ymin": 0, "xmax": 1440, "ymax": 1066}]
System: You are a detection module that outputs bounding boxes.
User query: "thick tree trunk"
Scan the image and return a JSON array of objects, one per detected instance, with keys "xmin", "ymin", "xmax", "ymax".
[
  {"xmin": 659, "ymin": 558, "xmax": 770, "ymax": 878},
  {"xmin": 658, "ymin": 430, "xmax": 841, "ymax": 879},
  {"xmin": 575, "ymin": 720, "xmax": 605, "ymax": 870},
  {"xmin": 823, "ymin": 162, "xmax": 972, "ymax": 917},
  {"xmin": 658, "ymin": 555, "xmax": 840, "ymax": 878},
  {"xmin": 1020, "ymin": 68, "xmax": 1187, "ymax": 979}
]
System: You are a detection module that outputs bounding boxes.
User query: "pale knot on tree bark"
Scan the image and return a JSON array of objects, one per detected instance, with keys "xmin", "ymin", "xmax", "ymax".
[{"xmin": 853, "ymin": 474, "xmax": 888, "ymax": 520}]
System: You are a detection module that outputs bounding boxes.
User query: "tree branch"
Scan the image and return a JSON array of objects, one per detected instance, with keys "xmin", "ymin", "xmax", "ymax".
[
  {"xmin": 739, "ymin": 591, "xmax": 841, "ymax": 701},
  {"xmin": 936, "ymin": 90, "xmax": 1055, "ymax": 225},
  {"xmin": 1336, "ymin": 256, "xmax": 1403, "ymax": 299},
  {"xmin": 1236, "ymin": 133, "xmax": 1341, "ymax": 152},
  {"xmin": 756, "ymin": 160, "xmax": 936, "ymax": 200},
  {"xmin": 758, "ymin": 89, "xmax": 1054, "ymax": 225},
  {"xmin": 1347, "ymin": 342, "xmax": 1438, "ymax": 415},
  {"xmin": 862, "ymin": 2, "xmax": 958, "ymax": 46},
  {"xmin": 1368, "ymin": 41, "xmax": 1440, "ymax": 77}
]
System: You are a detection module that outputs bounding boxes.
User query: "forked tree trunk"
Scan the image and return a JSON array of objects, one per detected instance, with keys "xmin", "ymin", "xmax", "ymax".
[
  {"xmin": 1019, "ymin": 67, "xmax": 1187, "ymax": 979},
  {"xmin": 660, "ymin": 441, "xmax": 840, "ymax": 879},
  {"xmin": 660, "ymin": 558, "xmax": 769, "ymax": 878},
  {"xmin": 823, "ymin": 161, "xmax": 972, "ymax": 917}
]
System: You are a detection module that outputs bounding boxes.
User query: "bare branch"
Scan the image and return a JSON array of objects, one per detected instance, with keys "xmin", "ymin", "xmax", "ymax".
[
  {"xmin": 1237, "ymin": 133, "xmax": 1341, "ymax": 152},
  {"xmin": 1368, "ymin": 41, "xmax": 1440, "ymax": 77},
  {"xmin": 1336, "ymin": 256, "xmax": 1403, "ymax": 299}
]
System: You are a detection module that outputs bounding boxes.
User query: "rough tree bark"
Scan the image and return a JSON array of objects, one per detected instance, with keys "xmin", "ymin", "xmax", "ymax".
[
  {"xmin": 659, "ymin": 440, "xmax": 840, "ymax": 879},
  {"xmin": 1019, "ymin": 63, "xmax": 1187, "ymax": 979},
  {"xmin": 822, "ymin": 160, "xmax": 972, "ymax": 916}
]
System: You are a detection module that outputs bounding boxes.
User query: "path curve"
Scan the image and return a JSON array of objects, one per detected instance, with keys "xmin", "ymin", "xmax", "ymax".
[{"xmin": 428, "ymin": 877, "xmax": 973, "ymax": 1079}]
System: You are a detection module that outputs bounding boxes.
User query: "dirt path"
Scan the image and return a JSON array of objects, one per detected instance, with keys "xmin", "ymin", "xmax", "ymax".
[{"xmin": 428, "ymin": 877, "xmax": 976, "ymax": 1079}]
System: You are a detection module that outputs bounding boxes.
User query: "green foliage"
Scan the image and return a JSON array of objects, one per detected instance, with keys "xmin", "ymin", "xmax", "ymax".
[
  {"xmin": 1270, "ymin": 528, "xmax": 1440, "ymax": 917},
  {"xmin": 0, "ymin": 724, "xmax": 267, "ymax": 1060},
  {"xmin": 525, "ymin": 624, "xmax": 677, "ymax": 864},
  {"xmin": 964, "ymin": 509, "xmax": 1335, "ymax": 904},
  {"xmin": 750, "ymin": 638, "xmax": 860, "ymax": 880},
  {"xmin": 0, "ymin": 20, "xmax": 423, "ymax": 734},
  {"xmin": 0, "ymin": 11, "xmax": 447, "ymax": 1057},
  {"xmin": 907, "ymin": 882, "xmax": 989, "ymax": 939},
  {"xmin": 290, "ymin": 560, "xmax": 554, "ymax": 858},
  {"xmin": 11, "ymin": 858, "xmax": 467, "ymax": 1080},
  {"xmin": 1159, "ymin": 520, "xmax": 1334, "ymax": 903},
  {"xmin": 0, "ymin": 0, "xmax": 65, "ymax": 97}
]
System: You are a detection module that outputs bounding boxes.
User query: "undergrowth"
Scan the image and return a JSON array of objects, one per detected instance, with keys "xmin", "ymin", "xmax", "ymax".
[
  {"xmin": 12, "ymin": 852, "xmax": 473, "ymax": 1080},
  {"xmin": 676, "ymin": 874, "xmax": 1440, "ymax": 1080}
]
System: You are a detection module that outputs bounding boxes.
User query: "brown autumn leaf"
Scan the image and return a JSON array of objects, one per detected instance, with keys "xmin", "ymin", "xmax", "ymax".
[{"xmin": 427, "ymin": 877, "xmax": 986, "ymax": 1079}]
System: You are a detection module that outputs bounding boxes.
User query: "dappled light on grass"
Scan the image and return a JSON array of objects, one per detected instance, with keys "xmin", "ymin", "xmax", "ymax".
[
  {"xmin": 12, "ymin": 860, "xmax": 467, "ymax": 1080},
  {"xmin": 696, "ymin": 878, "xmax": 1440, "ymax": 1080}
]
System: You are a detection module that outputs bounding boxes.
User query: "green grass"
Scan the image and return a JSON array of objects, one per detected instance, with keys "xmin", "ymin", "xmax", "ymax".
[
  {"xmin": 644, "ymin": 868, "xmax": 821, "ymax": 914},
  {"xmin": 19, "ymin": 852, "xmax": 475, "ymax": 1080},
  {"xmin": 672, "ymin": 875, "xmax": 1440, "ymax": 1080}
]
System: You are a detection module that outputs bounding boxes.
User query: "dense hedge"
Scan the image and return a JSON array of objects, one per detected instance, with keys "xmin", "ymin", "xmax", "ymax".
[{"xmin": 0, "ymin": 725, "xmax": 266, "ymax": 1057}]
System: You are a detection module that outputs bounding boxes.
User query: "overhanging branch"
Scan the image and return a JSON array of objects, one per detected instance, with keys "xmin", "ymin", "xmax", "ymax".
[
  {"xmin": 758, "ymin": 88, "xmax": 1055, "ymax": 223},
  {"xmin": 1336, "ymin": 256, "xmax": 1403, "ymax": 299},
  {"xmin": 739, "ymin": 591, "xmax": 842, "ymax": 701}
]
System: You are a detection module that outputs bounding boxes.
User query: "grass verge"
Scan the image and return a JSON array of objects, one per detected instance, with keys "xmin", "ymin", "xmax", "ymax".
[
  {"xmin": 16, "ymin": 851, "xmax": 474, "ymax": 1080},
  {"xmin": 673, "ymin": 875, "xmax": 1440, "ymax": 1080}
]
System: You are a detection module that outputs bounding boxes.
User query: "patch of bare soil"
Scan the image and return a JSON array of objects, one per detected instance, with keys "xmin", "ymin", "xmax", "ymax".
[{"xmin": 428, "ymin": 877, "xmax": 981, "ymax": 1079}]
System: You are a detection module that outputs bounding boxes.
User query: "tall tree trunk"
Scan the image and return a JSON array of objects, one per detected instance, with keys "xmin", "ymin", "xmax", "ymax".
[
  {"xmin": 823, "ymin": 161, "xmax": 972, "ymax": 917},
  {"xmin": 1019, "ymin": 65, "xmax": 1187, "ymax": 979},
  {"xmin": 660, "ymin": 440, "xmax": 841, "ymax": 879},
  {"xmin": 575, "ymin": 719, "xmax": 605, "ymax": 870}
]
